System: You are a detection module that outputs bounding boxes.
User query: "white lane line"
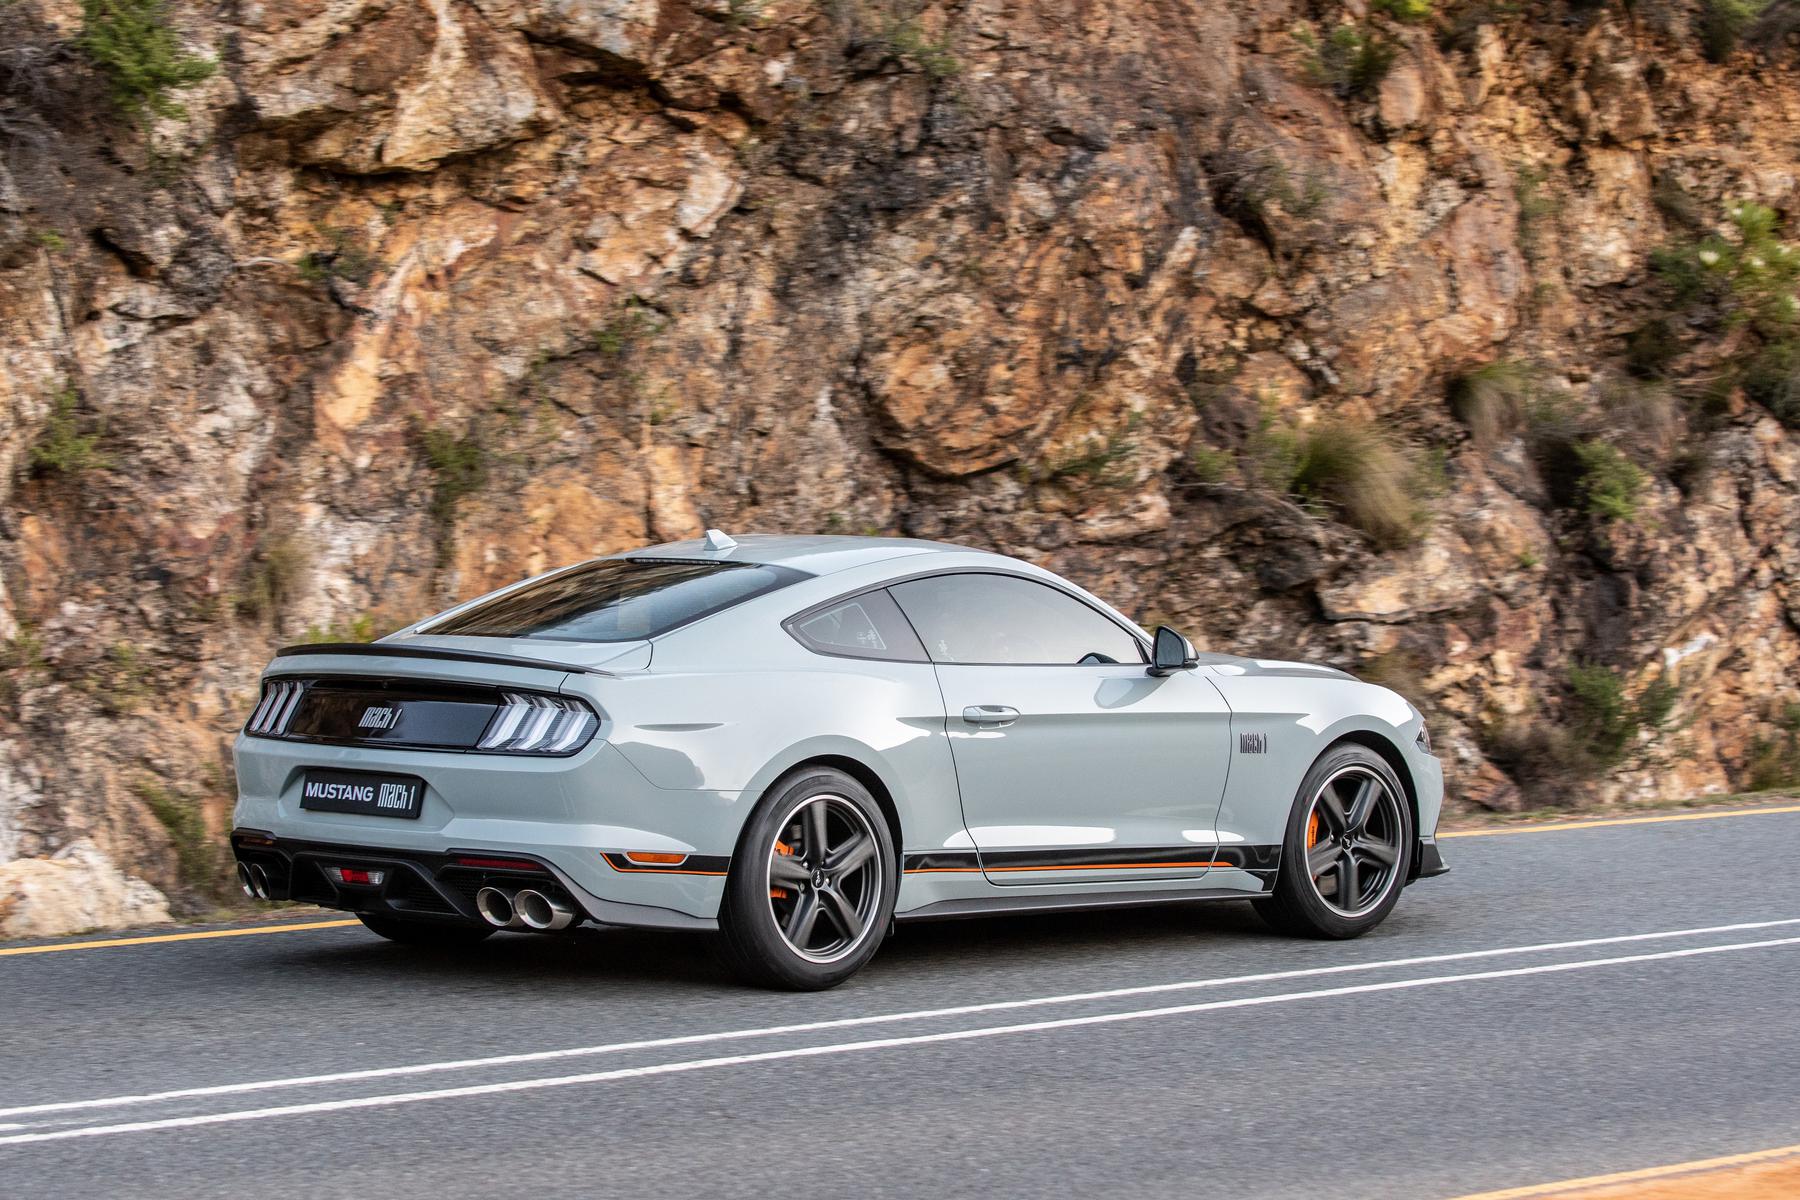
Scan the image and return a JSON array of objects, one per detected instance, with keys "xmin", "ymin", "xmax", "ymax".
[
  {"xmin": 2, "ymin": 933, "xmax": 1796, "ymax": 1148},
  {"xmin": 4, "ymin": 916, "xmax": 1795, "ymax": 1122}
]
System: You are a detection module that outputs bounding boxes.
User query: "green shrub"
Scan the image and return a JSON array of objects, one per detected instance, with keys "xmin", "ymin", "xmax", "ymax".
[
  {"xmin": 1047, "ymin": 413, "xmax": 1141, "ymax": 486},
  {"xmin": 79, "ymin": 0, "xmax": 216, "ymax": 121},
  {"xmin": 1296, "ymin": 23, "xmax": 1397, "ymax": 100},
  {"xmin": 1654, "ymin": 201, "xmax": 1800, "ymax": 425},
  {"xmin": 421, "ymin": 427, "xmax": 487, "ymax": 527},
  {"xmin": 1284, "ymin": 418, "xmax": 1428, "ymax": 549},
  {"xmin": 1572, "ymin": 441, "xmax": 1647, "ymax": 522},
  {"xmin": 1746, "ymin": 702, "xmax": 1800, "ymax": 791},
  {"xmin": 299, "ymin": 614, "xmax": 380, "ymax": 644},
  {"xmin": 1449, "ymin": 360, "xmax": 1534, "ymax": 445},
  {"xmin": 236, "ymin": 535, "xmax": 309, "ymax": 621},
  {"xmin": 590, "ymin": 297, "xmax": 667, "ymax": 355},
  {"xmin": 137, "ymin": 780, "xmax": 234, "ymax": 906},
  {"xmin": 29, "ymin": 387, "xmax": 108, "ymax": 476},
  {"xmin": 1701, "ymin": 0, "xmax": 1771, "ymax": 62},
  {"xmin": 1495, "ymin": 666, "xmax": 1679, "ymax": 788},
  {"xmin": 1190, "ymin": 444, "xmax": 1234, "ymax": 484},
  {"xmin": 1373, "ymin": 0, "xmax": 1434, "ymax": 21},
  {"xmin": 1514, "ymin": 164, "xmax": 1560, "ymax": 261},
  {"xmin": 882, "ymin": 16, "xmax": 959, "ymax": 80},
  {"xmin": 297, "ymin": 227, "xmax": 382, "ymax": 287}
]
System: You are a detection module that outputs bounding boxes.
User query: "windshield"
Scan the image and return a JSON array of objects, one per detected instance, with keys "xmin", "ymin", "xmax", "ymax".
[{"xmin": 425, "ymin": 558, "xmax": 808, "ymax": 642}]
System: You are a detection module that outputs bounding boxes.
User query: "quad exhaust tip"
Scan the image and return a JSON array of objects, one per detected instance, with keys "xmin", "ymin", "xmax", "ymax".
[
  {"xmin": 515, "ymin": 889, "xmax": 575, "ymax": 932},
  {"xmin": 475, "ymin": 886, "xmax": 526, "ymax": 930},
  {"xmin": 238, "ymin": 862, "xmax": 270, "ymax": 901}
]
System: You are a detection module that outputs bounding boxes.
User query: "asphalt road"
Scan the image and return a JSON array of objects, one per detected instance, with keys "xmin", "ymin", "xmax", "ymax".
[{"xmin": 2, "ymin": 806, "xmax": 1798, "ymax": 1200}]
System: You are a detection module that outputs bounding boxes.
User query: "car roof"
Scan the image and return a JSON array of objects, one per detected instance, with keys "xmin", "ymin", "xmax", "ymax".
[{"xmin": 623, "ymin": 533, "xmax": 997, "ymax": 576}]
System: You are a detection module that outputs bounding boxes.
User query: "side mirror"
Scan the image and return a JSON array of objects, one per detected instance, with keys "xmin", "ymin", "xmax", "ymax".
[{"xmin": 1148, "ymin": 625, "xmax": 1197, "ymax": 677}]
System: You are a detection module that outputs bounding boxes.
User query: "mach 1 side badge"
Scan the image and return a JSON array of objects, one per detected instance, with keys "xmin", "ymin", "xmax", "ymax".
[{"xmin": 1239, "ymin": 732, "xmax": 1268, "ymax": 754}]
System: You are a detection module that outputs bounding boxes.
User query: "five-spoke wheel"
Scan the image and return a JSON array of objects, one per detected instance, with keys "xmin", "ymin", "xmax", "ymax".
[
  {"xmin": 765, "ymin": 793, "xmax": 884, "ymax": 964},
  {"xmin": 719, "ymin": 766, "xmax": 897, "ymax": 989},
  {"xmin": 1256, "ymin": 742, "xmax": 1414, "ymax": 939}
]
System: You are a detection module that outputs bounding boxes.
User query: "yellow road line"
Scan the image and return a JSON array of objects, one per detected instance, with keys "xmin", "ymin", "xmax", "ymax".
[
  {"xmin": 1441, "ymin": 804, "xmax": 1800, "ymax": 839},
  {"xmin": 0, "ymin": 919, "xmax": 360, "ymax": 958},
  {"xmin": 1448, "ymin": 1142, "xmax": 1800, "ymax": 1198}
]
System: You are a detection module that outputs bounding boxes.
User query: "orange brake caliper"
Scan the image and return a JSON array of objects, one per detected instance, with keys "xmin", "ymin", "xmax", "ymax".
[
  {"xmin": 1306, "ymin": 811, "xmax": 1321, "ymax": 852},
  {"xmin": 771, "ymin": 839, "xmax": 796, "ymax": 899}
]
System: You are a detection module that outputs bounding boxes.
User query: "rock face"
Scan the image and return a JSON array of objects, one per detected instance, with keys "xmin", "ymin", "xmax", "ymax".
[{"xmin": 3, "ymin": 0, "xmax": 1800, "ymax": 918}]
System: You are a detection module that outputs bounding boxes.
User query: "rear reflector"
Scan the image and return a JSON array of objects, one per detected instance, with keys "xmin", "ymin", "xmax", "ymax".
[
  {"xmin": 325, "ymin": 866, "xmax": 385, "ymax": 887},
  {"xmin": 624, "ymin": 852, "xmax": 688, "ymax": 866},
  {"xmin": 452, "ymin": 856, "xmax": 546, "ymax": 872}
]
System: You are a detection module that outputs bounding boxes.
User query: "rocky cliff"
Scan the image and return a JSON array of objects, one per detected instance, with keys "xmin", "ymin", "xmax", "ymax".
[{"xmin": 3, "ymin": 0, "xmax": 1800, "ymax": 928}]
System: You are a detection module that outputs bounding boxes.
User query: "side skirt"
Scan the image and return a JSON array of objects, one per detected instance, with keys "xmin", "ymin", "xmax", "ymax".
[{"xmin": 894, "ymin": 885, "xmax": 1265, "ymax": 924}]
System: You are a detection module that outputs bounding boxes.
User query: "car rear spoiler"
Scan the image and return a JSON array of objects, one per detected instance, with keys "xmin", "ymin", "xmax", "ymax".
[{"xmin": 272, "ymin": 642, "xmax": 617, "ymax": 677}]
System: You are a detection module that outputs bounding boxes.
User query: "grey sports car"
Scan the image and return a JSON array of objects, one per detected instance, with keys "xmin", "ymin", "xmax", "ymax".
[{"xmin": 232, "ymin": 533, "xmax": 1447, "ymax": 989}]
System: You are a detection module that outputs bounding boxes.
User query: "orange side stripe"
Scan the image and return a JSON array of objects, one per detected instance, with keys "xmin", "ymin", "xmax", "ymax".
[{"xmin": 988, "ymin": 861, "xmax": 1230, "ymax": 872}]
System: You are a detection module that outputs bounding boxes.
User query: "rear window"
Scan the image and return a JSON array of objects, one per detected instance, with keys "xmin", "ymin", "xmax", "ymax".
[{"xmin": 426, "ymin": 558, "xmax": 808, "ymax": 643}]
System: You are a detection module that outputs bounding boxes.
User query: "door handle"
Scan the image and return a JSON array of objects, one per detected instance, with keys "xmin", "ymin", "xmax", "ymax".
[{"xmin": 962, "ymin": 705, "xmax": 1020, "ymax": 727}]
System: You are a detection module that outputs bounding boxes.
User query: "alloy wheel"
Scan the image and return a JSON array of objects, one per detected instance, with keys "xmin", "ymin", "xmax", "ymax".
[
  {"xmin": 764, "ymin": 793, "xmax": 884, "ymax": 964},
  {"xmin": 1302, "ymin": 764, "xmax": 1405, "ymax": 918}
]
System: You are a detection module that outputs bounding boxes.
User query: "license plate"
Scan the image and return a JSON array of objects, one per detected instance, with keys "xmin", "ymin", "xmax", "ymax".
[{"xmin": 299, "ymin": 770, "xmax": 424, "ymax": 819}]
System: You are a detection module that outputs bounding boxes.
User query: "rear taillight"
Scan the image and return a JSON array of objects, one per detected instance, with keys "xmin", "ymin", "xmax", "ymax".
[
  {"xmin": 246, "ymin": 679, "xmax": 304, "ymax": 735},
  {"xmin": 477, "ymin": 692, "xmax": 600, "ymax": 755}
]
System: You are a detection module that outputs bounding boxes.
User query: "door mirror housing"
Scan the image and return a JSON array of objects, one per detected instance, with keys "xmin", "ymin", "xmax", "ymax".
[{"xmin": 1148, "ymin": 626, "xmax": 1197, "ymax": 677}]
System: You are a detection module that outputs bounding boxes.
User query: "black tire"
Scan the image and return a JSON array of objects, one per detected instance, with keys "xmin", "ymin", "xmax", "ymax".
[
  {"xmin": 1255, "ymin": 742, "xmax": 1414, "ymax": 939},
  {"xmin": 717, "ymin": 766, "xmax": 898, "ymax": 990},
  {"xmin": 357, "ymin": 913, "xmax": 496, "ymax": 947}
]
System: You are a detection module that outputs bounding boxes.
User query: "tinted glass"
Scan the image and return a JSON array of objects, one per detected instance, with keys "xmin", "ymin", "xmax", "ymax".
[
  {"xmin": 428, "ymin": 559, "xmax": 806, "ymax": 642},
  {"xmin": 889, "ymin": 574, "xmax": 1144, "ymax": 665},
  {"xmin": 788, "ymin": 589, "xmax": 926, "ymax": 662}
]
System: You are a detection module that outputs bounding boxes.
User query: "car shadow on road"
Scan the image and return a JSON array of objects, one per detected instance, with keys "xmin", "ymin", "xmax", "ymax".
[{"xmin": 276, "ymin": 899, "xmax": 1282, "ymax": 994}]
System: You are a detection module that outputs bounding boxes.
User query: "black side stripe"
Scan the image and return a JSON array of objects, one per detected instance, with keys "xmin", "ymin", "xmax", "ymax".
[{"xmin": 902, "ymin": 846, "xmax": 1283, "ymax": 874}]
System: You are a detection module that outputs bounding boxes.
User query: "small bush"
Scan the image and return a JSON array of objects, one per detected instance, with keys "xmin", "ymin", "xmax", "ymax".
[
  {"xmin": 1568, "ymin": 663, "xmax": 1674, "ymax": 768},
  {"xmin": 1285, "ymin": 418, "xmax": 1428, "ymax": 549},
  {"xmin": 29, "ymin": 387, "xmax": 108, "ymax": 477},
  {"xmin": 1701, "ymin": 0, "xmax": 1771, "ymax": 62},
  {"xmin": 297, "ymin": 227, "xmax": 382, "ymax": 287},
  {"xmin": 300, "ymin": 614, "xmax": 380, "ymax": 645},
  {"xmin": 237, "ymin": 535, "xmax": 309, "ymax": 621},
  {"xmin": 1746, "ymin": 702, "xmax": 1800, "ymax": 791},
  {"xmin": 882, "ymin": 17, "xmax": 959, "ymax": 80},
  {"xmin": 1514, "ymin": 164, "xmax": 1561, "ymax": 261},
  {"xmin": 1047, "ymin": 413, "xmax": 1141, "ymax": 486},
  {"xmin": 421, "ymin": 426, "xmax": 487, "ymax": 527},
  {"xmin": 1296, "ymin": 23, "xmax": 1397, "ymax": 100},
  {"xmin": 590, "ymin": 297, "xmax": 667, "ymax": 356},
  {"xmin": 1654, "ymin": 201, "xmax": 1800, "ymax": 426},
  {"xmin": 1372, "ymin": 0, "xmax": 1434, "ymax": 21},
  {"xmin": 1572, "ymin": 441, "xmax": 1647, "ymax": 522},
  {"xmin": 1190, "ymin": 444, "xmax": 1234, "ymax": 484},
  {"xmin": 79, "ymin": 0, "xmax": 216, "ymax": 122},
  {"xmin": 1449, "ymin": 360, "xmax": 1534, "ymax": 445},
  {"xmin": 137, "ymin": 780, "xmax": 234, "ymax": 907},
  {"xmin": 93, "ymin": 640, "xmax": 153, "ymax": 713},
  {"xmin": 1624, "ymin": 318, "xmax": 1680, "ymax": 380}
]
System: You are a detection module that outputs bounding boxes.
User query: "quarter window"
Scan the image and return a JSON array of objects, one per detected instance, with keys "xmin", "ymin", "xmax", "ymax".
[
  {"xmin": 888, "ymin": 574, "xmax": 1144, "ymax": 666},
  {"xmin": 787, "ymin": 589, "xmax": 926, "ymax": 662}
]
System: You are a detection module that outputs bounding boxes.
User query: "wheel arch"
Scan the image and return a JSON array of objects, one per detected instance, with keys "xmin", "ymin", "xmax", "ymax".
[{"xmin": 734, "ymin": 740, "xmax": 906, "ymax": 864}]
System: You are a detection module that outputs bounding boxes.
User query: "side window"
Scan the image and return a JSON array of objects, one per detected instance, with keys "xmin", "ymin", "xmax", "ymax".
[
  {"xmin": 888, "ymin": 574, "xmax": 1145, "ymax": 666},
  {"xmin": 786, "ymin": 588, "xmax": 927, "ymax": 662}
]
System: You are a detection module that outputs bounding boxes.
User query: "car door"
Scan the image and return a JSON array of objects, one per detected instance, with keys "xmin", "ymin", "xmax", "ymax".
[{"xmin": 888, "ymin": 572, "xmax": 1233, "ymax": 886}]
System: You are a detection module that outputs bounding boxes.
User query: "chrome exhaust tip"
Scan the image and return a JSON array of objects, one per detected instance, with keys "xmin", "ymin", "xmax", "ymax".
[
  {"xmin": 246, "ymin": 863, "xmax": 271, "ymax": 901},
  {"xmin": 515, "ymin": 889, "xmax": 575, "ymax": 932},
  {"xmin": 236, "ymin": 862, "xmax": 258, "ymax": 900},
  {"xmin": 475, "ymin": 886, "xmax": 524, "ymax": 929}
]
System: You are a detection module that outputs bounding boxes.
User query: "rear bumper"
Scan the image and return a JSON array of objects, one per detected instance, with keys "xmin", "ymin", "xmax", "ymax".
[{"xmin": 231, "ymin": 831, "xmax": 719, "ymax": 932}]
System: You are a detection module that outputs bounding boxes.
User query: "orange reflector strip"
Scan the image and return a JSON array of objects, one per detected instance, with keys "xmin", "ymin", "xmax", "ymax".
[{"xmin": 623, "ymin": 852, "xmax": 688, "ymax": 866}]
